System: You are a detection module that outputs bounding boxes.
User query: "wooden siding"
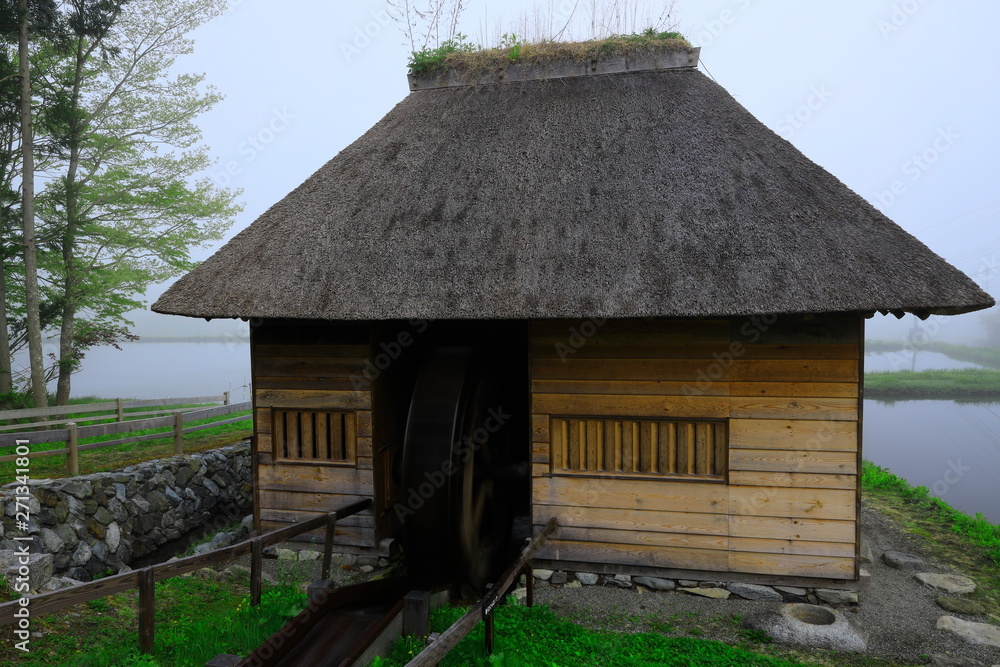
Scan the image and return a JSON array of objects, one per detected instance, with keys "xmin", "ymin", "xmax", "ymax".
[
  {"xmin": 252, "ymin": 322, "xmax": 375, "ymax": 549},
  {"xmin": 531, "ymin": 316, "xmax": 860, "ymax": 581}
]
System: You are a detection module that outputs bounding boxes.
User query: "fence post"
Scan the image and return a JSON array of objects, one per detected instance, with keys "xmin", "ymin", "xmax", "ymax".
[
  {"xmin": 224, "ymin": 391, "xmax": 230, "ymax": 406},
  {"xmin": 116, "ymin": 398, "xmax": 124, "ymax": 422},
  {"xmin": 139, "ymin": 568, "xmax": 155, "ymax": 653},
  {"xmin": 322, "ymin": 513, "xmax": 337, "ymax": 580},
  {"xmin": 67, "ymin": 423, "xmax": 79, "ymax": 476},
  {"xmin": 251, "ymin": 538, "xmax": 263, "ymax": 607},
  {"xmin": 485, "ymin": 608, "xmax": 495, "ymax": 655},
  {"xmin": 526, "ymin": 563, "xmax": 534, "ymax": 608},
  {"xmin": 173, "ymin": 412, "xmax": 184, "ymax": 456}
]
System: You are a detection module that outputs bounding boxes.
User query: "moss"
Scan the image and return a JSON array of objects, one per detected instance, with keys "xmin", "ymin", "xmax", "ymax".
[{"xmin": 408, "ymin": 30, "xmax": 692, "ymax": 78}]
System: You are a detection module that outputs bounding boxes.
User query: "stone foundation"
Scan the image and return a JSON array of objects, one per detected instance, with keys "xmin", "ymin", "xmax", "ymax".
[{"xmin": 524, "ymin": 570, "xmax": 861, "ymax": 605}]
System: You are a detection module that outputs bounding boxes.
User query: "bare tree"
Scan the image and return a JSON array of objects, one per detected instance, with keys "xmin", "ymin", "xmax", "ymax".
[
  {"xmin": 388, "ymin": 0, "xmax": 468, "ymax": 52},
  {"xmin": 471, "ymin": 0, "xmax": 679, "ymax": 49}
]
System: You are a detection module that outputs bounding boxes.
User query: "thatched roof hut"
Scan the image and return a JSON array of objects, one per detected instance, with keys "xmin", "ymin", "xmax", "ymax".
[
  {"xmin": 153, "ymin": 43, "xmax": 993, "ymax": 590},
  {"xmin": 153, "ymin": 45, "xmax": 992, "ymax": 322}
]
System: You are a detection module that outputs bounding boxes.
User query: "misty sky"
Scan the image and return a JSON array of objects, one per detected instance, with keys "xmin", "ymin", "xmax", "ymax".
[{"xmin": 140, "ymin": 0, "xmax": 1000, "ymax": 342}]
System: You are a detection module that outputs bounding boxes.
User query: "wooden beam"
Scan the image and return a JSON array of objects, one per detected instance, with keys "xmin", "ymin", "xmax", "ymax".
[{"xmin": 403, "ymin": 591, "xmax": 431, "ymax": 638}]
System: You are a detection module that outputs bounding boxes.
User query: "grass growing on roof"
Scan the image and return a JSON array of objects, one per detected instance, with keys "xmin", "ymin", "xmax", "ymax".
[{"xmin": 408, "ymin": 28, "xmax": 691, "ymax": 77}]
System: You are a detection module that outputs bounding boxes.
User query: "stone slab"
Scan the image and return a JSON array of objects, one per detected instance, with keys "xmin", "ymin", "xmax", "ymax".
[
  {"xmin": 679, "ymin": 587, "xmax": 730, "ymax": 599},
  {"xmin": 882, "ymin": 551, "xmax": 925, "ymax": 570},
  {"xmin": 937, "ymin": 596, "xmax": 988, "ymax": 616},
  {"xmin": 726, "ymin": 583, "xmax": 782, "ymax": 601},
  {"xmin": 936, "ymin": 616, "xmax": 1000, "ymax": 648},
  {"xmin": 916, "ymin": 573, "xmax": 977, "ymax": 595}
]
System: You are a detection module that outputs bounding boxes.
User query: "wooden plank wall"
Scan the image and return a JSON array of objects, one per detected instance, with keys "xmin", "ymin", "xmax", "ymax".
[
  {"xmin": 252, "ymin": 321, "xmax": 376, "ymax": 549},
  {"xmin": 531, "ymin": 315, "xmax": 860, "ymax": 581}
]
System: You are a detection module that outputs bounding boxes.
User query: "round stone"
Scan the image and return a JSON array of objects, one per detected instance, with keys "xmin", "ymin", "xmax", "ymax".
[{"xmin": 744, "ymin": 604, "xmax": 868, "ymax": 652}]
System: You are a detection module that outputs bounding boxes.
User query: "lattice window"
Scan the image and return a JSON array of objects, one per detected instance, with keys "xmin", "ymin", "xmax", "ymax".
[
  {"xmin": 551, "ymin": 417, "xmax": 727, "ymax": 479},
  {"xmin": 273, "ymin": 410, "xmax": 356, "ymax": 463}
]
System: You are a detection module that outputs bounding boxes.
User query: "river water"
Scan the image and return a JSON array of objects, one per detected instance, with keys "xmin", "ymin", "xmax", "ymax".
[
  {"xmin": 40, "ymin": 340, "xmax": 252, "ymax": 403},
  {"xmin": 863, "ymin": 398, "xmax": 1000, "ymax": 522},
  {"xmin": 15, "ymin": 342, "xmax": 1000, "ymax": 522}
]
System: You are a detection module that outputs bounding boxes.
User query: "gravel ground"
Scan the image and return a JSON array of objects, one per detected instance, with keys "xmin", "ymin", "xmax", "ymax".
[{"xmin": 531, "ymin": 501, "xmax": 1000, "ymax": 666}]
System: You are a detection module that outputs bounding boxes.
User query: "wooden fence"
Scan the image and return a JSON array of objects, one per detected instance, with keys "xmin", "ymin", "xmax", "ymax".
[
  {"xmin": 0, "ymin": 394, "xmax": 252, "ymax": 475},
  {"xmin": 0, "ymin": 393, "xmax": 233, "ymax": 431},
  {"xmin": 0, "ymin": 498, "xmax": 373, "ymax": 654}
]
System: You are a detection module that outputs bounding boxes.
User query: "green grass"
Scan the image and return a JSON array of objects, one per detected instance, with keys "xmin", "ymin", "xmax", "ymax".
[
  {"xmin": 408, "ymin": 29, "xmax": 690, "ymax": 77},
  {"xmin": 409, "ymin": 35, "xmax": 481, "ymax": 75},
  {"xmin": 863, "ymin": 369, "xmax": 1000, "ymax": 399},
  {"xmin": 0, "ymin": 396, "xmax": 251, "ymax": 479},
  {"xmin": 372, "ymin": 603, "xmax": 806, "ymax": 667},
  {"xmin": 0, "ymin": 573, "xmax": 310, "ymax": 667},
  {"xmin": 862, "ymin": 460, "xmax": 1000, "ymax": 566}
]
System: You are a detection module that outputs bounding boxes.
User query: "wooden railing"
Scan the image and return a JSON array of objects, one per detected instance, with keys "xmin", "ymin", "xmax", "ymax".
[
  {"xmin": 405, "ymin": 517, "xmax": 559, "ymax": 667},
  {"xmin": 0, "ymin": 396, "xmax": 251, "ymax": 475},
  {"xmin": 0, "ymin": 498, "xmax": 372, "ymax": 654}
]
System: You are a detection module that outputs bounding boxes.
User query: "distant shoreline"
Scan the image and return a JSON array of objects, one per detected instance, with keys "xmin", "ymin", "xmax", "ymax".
[
  {"xmin": 125, "ymin": 337, "xmax": 243, "ymax": 344},
  {"xmin": 864, "ymin": 368, "xmax": 1000, "ymax": 401}
]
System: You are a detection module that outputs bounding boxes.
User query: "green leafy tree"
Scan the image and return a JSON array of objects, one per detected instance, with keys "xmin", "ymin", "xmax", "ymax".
[
  {"xmin": 1, "ymin": 0, "xmax": 61, "ymax": 407},
  {"xmin": 36, "ymin": 0, "xmax": 240, "ymax": 404}
]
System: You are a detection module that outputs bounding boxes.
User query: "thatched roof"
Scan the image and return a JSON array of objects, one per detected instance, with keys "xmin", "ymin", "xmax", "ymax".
[{"xmin": 154, "ymin": 55, "xmax": 993, "ymax": 321}]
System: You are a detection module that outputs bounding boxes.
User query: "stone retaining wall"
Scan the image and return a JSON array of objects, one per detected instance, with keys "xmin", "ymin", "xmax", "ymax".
[{"xmin": 0, "ymin": 442, "xmax": 251, "ymax": 585}]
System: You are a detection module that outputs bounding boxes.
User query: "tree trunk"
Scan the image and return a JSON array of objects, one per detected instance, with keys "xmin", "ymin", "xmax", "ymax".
[
  {"xmin": 55, "ymin": 167, "xmax": 80, "ymax": 405},
  {"xmin": 19, "ymin": 0, "xmax": 47, "ymax": 409},
  {"xmin": 0, "ymin": 254, "xmax": 13, "ymax": 404},
  {"xmin": 54, "ymin": 34, "xmax": 89, "ymax": 407},
  {"xmin": 54, "ymin": 275, "xmax": 76, "ymax": 406}
]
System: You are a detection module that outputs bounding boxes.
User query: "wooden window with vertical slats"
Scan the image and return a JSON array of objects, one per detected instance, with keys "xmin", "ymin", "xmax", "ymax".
[
  {"xmin": 273, "ymin": 410, "xmax": 356, "ymax": 464},
  {"xmin": 550, "ymin": 416, "xmax": 727, "ymax": 480}
]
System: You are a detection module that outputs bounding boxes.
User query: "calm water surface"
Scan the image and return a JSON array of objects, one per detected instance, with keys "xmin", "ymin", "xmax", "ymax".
[
  {"xmin": 863, "ymin": 399, "xmax": 1000, "ymax": 522},
  {"xmin": 864, "ymin": 350, "xmax": 986, "ymax": 372},
  {"xmin": 63, "ymin": 341, "xmax": 251, "ymax": 402}
]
